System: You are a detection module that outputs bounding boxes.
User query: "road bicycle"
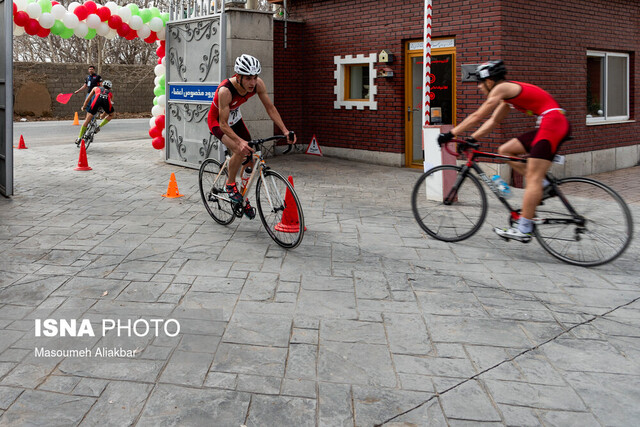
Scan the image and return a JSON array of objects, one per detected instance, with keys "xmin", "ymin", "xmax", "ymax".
[
  {"xmin": 198, "ymin": 132, "xmax": 305, "ymax": 249},
  {"xmin": 76, "ymin": 107, "xmax": 104, "ymax": 150},
  {"xmin": 411, "ymin": 138, "xmax": 633, "ymax": 267}
]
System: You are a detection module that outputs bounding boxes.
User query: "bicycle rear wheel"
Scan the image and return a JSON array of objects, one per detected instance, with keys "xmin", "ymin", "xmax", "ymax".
[
  {"xmin": 84, "ymin": 120, "xmax": 97, "ymax": 149},
  {"xmin": 411, "ymin": 165, "xmax": 488, "ymax": 242},
  {"xmin": 535, "ymin": 177, "xmax": 633, "ymax": 267},
  {"xmin": 199, "ymin": 158, "xmax": 236, "ymax": 225},
  {"xmin": 256, "ymin": 170, "xmax": 304, "ymax": 249}
]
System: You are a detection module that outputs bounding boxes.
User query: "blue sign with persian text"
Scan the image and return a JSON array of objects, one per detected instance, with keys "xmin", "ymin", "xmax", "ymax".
[{"xmin": 168, "ymin": 84, "xmax": 218, "ymax": 102}]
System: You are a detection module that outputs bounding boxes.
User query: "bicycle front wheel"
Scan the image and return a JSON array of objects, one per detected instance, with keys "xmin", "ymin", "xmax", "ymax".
[
  {"xmin": 535, "ymin": 177, "xmax": 633, "ymax": 267},
  {"xmin": 256, "ymin": 170, "xmax": 304, "ymax": 249},
  {"xmin": 411, "ymin": 165, "xmax": 488, "ymax": 242},
  {"xmin": 84, "ymin": 121, "xmax": 96, "ymax": 149},
  {"xmin": 199, "ymin": 158, "xmax": 236, "ymax": 225}
]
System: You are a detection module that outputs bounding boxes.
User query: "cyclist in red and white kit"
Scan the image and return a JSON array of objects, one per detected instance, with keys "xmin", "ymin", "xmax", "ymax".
[
  {"xmin": 207, "ymin": 54, "xmax": 296, "ymax": 219},
  {"xmin": 438, "ymin": 60, "xmax": 571, "ymax": 242}
]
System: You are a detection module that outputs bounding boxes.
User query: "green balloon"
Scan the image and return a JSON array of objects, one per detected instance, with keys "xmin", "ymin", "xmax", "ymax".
[
  {"xmin": 84, "ymin": 28, "xmax": 96, "ymax": 40},
  {"xmin": 153, "ymin": 97, "xmax": 158, "ymax": 106},
  {"xmin": 50, "ymin": 20, "xmax": 64, "ymax": 35},
  {"xmin": 60, "ymin": 27, "xmax": 74, "ymax": 39},
  {"xmin": 159, "ymin": 75, "xmax": 165, "ymax": 86},
  {"xmin": 149, "ymin": 7, "xmax": 161, "ymax": 18},
  {"xmin": 127, "ymin": 3, "xmax": 140, "ymax": 15},
  {"xmin": 38, "ymin": 0, "xmax": 52, "ymax": 13},
  {"xmin": 153, "ymin": 85, "xmax": 165, "ymax": 96},
  {"xmin": 139, "ymin": 9, "xmax": 152, "ymax": 23},
  {"xmin": 160, "ymin": 12, "xmax": 169, "ymax": 24}
]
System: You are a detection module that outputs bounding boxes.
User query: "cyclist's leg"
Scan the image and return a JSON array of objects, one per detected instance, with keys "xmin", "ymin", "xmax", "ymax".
[
  {"xmin": 99, "ymin": 107, "xmax": 115, "ymax": 127},
  {"xmin": 78, "ymin": 112, "xmax": 94, "ymax": 140},
  {"xmin": 498, "ymin": 132, "xmax": 533, "ymax": 176}
]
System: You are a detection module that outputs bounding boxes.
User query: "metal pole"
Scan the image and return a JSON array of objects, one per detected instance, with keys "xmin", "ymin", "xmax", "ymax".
[
  {"xmin": 284, "ymin": 0, "xmax": 287, "ymax": 49},
  {"xmin": 422, "ymin": 0, "xmax": 432, "ymax": 128}
]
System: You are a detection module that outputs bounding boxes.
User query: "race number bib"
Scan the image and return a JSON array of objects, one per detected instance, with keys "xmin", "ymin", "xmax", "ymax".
[{"xmin": 228, "ymin": 108, "xmax": 242, "ymax": 126}]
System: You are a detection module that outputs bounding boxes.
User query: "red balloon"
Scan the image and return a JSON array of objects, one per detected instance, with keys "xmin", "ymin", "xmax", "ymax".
[
  {"xmin": 13, "ymin": 2, "xmax": 17, "ymax": 15},
  {"xmin": 14, "ymin": 11, "xmax": 29, "ymax": 27},
  {"xmin": 37, "ymin": 27, "xmax": 51, "ymax": 38},
  {"xmin": 84, "ymin": 1, "xmax": 97, "ymax": 14},
  {"xmin": 107, "ymin": 14, "xmax": 122, "ymax": 29},
  {"xmin": 52, "ymin": 1, "xmax": 59, "ymax": 5},
  {"xmin": 25, "ymin": 19, "xmax": 41, "ymax": 36},
  {"xmin": 155, "ymin": 115, "xmax": 165, "ymax": 129},
  {"xmin": 74, "ymin": 5, "xmax": 88, "ymax": 21},
  {"xmin": 160, "ymin": 40, "xmax": 165, "ymax": 47},
  {"xmin": 125, "ymin": 28, "xmax": 137, "ymax": 40},
  {"xmin": 144, "ymin": 32, "xmax": 158, "ymax": 44},
  {"xmin": 149, "ymin": 126, "xmax": 162, "ymax": 139},
  {"xmin": 152, "ymin": 137, "xmax": 165, "ymax": 150},
  {"xmin": 96, "ymin": 7, "xmax": 111, "ymax": 21},
  {"xmin": 156, "ymin": 45, "xmax": 165, "ymax": 57},
  {"xmin": 117, "ymin": 22, "xmax": 130, "ymax": 38}
]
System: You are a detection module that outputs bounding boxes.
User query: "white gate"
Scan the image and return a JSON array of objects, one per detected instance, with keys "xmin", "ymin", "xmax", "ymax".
[{"xmin": 0, "ymin": 0, "xmax": 13, "ymax": 197}]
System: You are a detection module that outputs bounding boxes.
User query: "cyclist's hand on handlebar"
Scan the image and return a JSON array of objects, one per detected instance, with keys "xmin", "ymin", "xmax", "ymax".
[
  {"xmin": 437, "ymin": 131, "xmax": 454, "ymax": 146},
  {"xmin": 465, "ymin": 136, "xmax": 478, "ymax": 144},
  {"xmin": 285, "ymin": 130, "xmax": 296, "ymax": 144},
  {"xmin": 239, "ymin": 140, "xmax": 254, "ymax": 156}
]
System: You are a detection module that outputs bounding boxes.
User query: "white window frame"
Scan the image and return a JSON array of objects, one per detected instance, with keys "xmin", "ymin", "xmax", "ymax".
[
  {"xmin": 586, "ymin": 50, "xmax": 629, "ymax": 124},
  {"xmin": 334, "ymin": 53, "xmax": 378, "ymax": 110}
]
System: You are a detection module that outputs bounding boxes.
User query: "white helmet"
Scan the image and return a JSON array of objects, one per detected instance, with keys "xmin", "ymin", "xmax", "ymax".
[
  {"xmin": 102, "ymin": 80, "xmax": 112, "ymax": 89},
  {"xmin": 234, "ymin": 54, "xmax": 261, "ymax": 76}
]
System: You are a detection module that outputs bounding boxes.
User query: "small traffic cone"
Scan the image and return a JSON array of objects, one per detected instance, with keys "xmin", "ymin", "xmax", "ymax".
[
  {"xmin": 74, "ymin": 140, "xmax": 92, "ymax": 171},
  {"xmin": 162, "ymin": 173, "xmax": 184, "ymax": 198},
  {"xmin": 275, "ymin": 176, "xmax": 306, "ymax": 233},
  {"xmin": 16, "ymin": 135, "xmax": 28, "ymax": 149},
  {"xmin": 72, "ymin": 112, "xmax": 80, "ymax": 125}
]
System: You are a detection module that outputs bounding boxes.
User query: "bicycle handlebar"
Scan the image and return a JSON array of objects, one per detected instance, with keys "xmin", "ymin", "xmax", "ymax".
[
  {"xmin": 440, "ymin": 138, "xmax": 480, "ymax": 156},
  {"xmin": 243, "ymin": 131, "xmax": 296, "ymax": 164}
]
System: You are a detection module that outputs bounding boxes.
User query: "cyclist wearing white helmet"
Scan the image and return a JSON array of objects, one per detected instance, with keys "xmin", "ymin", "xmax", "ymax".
[
  {"xmin": 438, "ymin": 60, "xmax": 571, "ymax": 243},
  {"xmin": 76, "ymin": 80, "xmax": 115, "ymax": 146},
  {"xmin": 207, "ymin": 54, "xmax": 296, "ymax": 219}
]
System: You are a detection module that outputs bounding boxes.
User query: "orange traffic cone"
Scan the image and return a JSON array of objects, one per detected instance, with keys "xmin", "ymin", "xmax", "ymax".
[
  {"xmin": 72, "ymin": 112, "xmax": 80, "ymax": 125},
  {"xmin": 275, "ymin": 176, "xmax": 306, "ymax": 233},
  {"xmin": 162, "ymin": 173, "xmax": 184, "ymax": 198},
  {"xmin": 16, "ymin": 135, "xmax": 28, "ymax": 149},
  {"xmin": 74, "ymin": 140, "xmax": 92, "ymax": 171}
]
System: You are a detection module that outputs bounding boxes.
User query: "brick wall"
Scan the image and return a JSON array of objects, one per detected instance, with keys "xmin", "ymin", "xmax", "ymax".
[
  {"xmin": 274, "ymin": 0, "xmax": 639, "ymax": 158},
  {"xmin": 13, "ymin": 62, "xmax": 155, "ymax": 118}
]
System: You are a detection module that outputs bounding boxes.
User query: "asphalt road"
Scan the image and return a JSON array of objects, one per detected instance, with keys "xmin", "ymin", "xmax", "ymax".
[{"xmin": 13, "ymin": 118, "xmax": 150, "ymax": 147}]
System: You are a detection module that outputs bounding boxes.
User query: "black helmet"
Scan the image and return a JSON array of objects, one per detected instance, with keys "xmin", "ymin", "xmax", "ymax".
[{"xmin": 475, "ymin": 60, "xmax": 507, "ymax": 81}]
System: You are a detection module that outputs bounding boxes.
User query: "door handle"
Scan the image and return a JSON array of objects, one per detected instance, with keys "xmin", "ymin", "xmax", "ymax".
[{"xmin": 407, "ymin": 107, "xmax": 420, "ymax": 121}]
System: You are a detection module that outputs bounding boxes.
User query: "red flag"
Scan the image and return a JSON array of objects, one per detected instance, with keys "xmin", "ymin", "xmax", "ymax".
[{"xmin": 56, "ymin": 93, "xmax": 73, "ymax": 104}]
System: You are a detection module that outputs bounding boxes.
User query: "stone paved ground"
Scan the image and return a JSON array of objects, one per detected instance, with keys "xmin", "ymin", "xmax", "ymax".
[{"xmin": 1, "ymin": 139, "xmax": 639, "ymax": 426}]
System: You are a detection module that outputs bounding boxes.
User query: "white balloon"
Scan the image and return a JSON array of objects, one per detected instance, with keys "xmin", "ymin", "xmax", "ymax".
[
  {"xmin": 151, "ymin": 105, "xmax": 164, "ymax": 117},
  {"xmin": 156, "ymin": 27, "xmax": 166, "ymax": 41},
  {"xmin": 137, "ymin": 24, "xmax": 151, "ymax": 39},
  {"xmin": 105, "ymin": 1, "xmax": 119, "ymax": 13},
  {"xmin": 149, "ymin": 117, "xmax": 157, "ymax": 128},
  {"xmin": 106, "ymin": 29, "xmax": 117, "ymax": 39},
  {"xmin": 14, "ymin": 25, "xmax": 26, "ymax": 36},
  {"xmin": 97, "ymin": 22, "xmax": 110, "ymax": 36},
  {"xmin": 161, "ymin": 128, "xmax": 166, "ymax": 138},
  {"xmin": 68, "ymin": 2, "xmax": 80, "ymax": 13},
  {"xmin": 154, "ymin": 64, "xmax": 165, "ymax": 77},
  {"xmin": 161, "ymin": 56, "xmax": 165, "ymax": 66},
  {"xmin": 86, "ymin": 14, "xmax": 101, "ymax": 29},
  {"xmin": 74, "ymin": 22, "xmax": 89, "ymax": 38},
  {"xmin": 148, "ymin": 17, "xmax": 163, "ymax": 32},
  {"xmin": 128, "ymin": 15, "xmax": 143, "ymax": 30},
  {"xmin": 158, "ymin": 94, "xmax": 166, "ymax": 106},
  {"xmin": 39, "ymin": 13, "xmax": 55, "ymax": 29},
  {"xmin": 14, "ymin": 0, "xmax": 28, "ymax": 12},
  {"xmin": 51, "ymin": 4, "xmax": 66, "ymax": 20},
  {"xmin": 26, "ymin": 3, "xmax": 42, "ymax": 19},
  {"xmin": 63, "ymin": 12, "xmax": 80, "ymax": 29},
  {"xmin": 154, "ymin": 76, "xmax": 161, "ymax": 86},
  {"xmin": 116, "ymin": 7, "xmax": 131, "ymax": 22}
]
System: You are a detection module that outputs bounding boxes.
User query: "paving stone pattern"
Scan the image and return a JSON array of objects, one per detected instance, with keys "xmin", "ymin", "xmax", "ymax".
[{"xmin": 0, "ymin": 140, "xmax": 639, "ymax": 425}]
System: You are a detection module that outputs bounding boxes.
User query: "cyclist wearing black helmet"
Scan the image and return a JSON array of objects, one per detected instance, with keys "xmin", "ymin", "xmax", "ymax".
[
  {"xmin": 207, "ymin": 54, "xmax": 296, "ymax": 219},
  {"xmin": 438, "ymin": 60, "xmax": 570, "ymax": 242}
]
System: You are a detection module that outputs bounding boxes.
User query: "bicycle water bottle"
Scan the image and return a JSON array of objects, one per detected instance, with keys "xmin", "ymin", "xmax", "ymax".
[
  {"xmin": 241, "ymin": 167, "xmax": 252, "ymax": 192},
  {"xmin": 491, "ymin": 175, "xmax": 511, "ymax": 198}
]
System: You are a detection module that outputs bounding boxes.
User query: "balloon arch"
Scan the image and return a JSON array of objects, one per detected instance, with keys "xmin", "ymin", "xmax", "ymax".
[{"xmin": 12, "ymin": 0, "xmax": 168, "ymax": 150}]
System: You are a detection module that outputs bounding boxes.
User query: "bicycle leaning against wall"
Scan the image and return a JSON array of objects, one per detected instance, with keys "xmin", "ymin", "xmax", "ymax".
[
  {"xmin": 198, "ymin": 132, "xmax": 305, "ymax": 249},
  {"xmin": 411, "ymin": 138, "xmax": 633, "ymax": 267}
]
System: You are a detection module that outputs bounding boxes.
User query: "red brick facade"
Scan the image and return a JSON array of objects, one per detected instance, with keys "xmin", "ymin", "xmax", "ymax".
[{"xmin": 273, "ymin": 0, "xmax": 638, "ymax": 163}]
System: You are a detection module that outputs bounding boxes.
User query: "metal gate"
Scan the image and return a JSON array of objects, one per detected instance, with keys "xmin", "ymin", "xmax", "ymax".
[
  {"xmin": 0, "ymin": 0, "xmax": 13, "ymax": 197},
  {"xmin": 165, "ymin": 2, "xmax": 225, "ymax": 168}
]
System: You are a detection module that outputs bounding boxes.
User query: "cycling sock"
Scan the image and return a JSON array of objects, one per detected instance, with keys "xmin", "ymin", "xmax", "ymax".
[
  {"xmin": 99, "ymin": 119, "xmax": 110, "ymax": 127},
  {"xmin": 542, "ymin": 178, "xmax": 550, "ymax": 187},
  {"xmin": 518, "ymin": 217, "xmax": 534, "ymax": 234},
  {"xmin": 78, "ymin": 125, "xmax": 87, "ymax": 138}
]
